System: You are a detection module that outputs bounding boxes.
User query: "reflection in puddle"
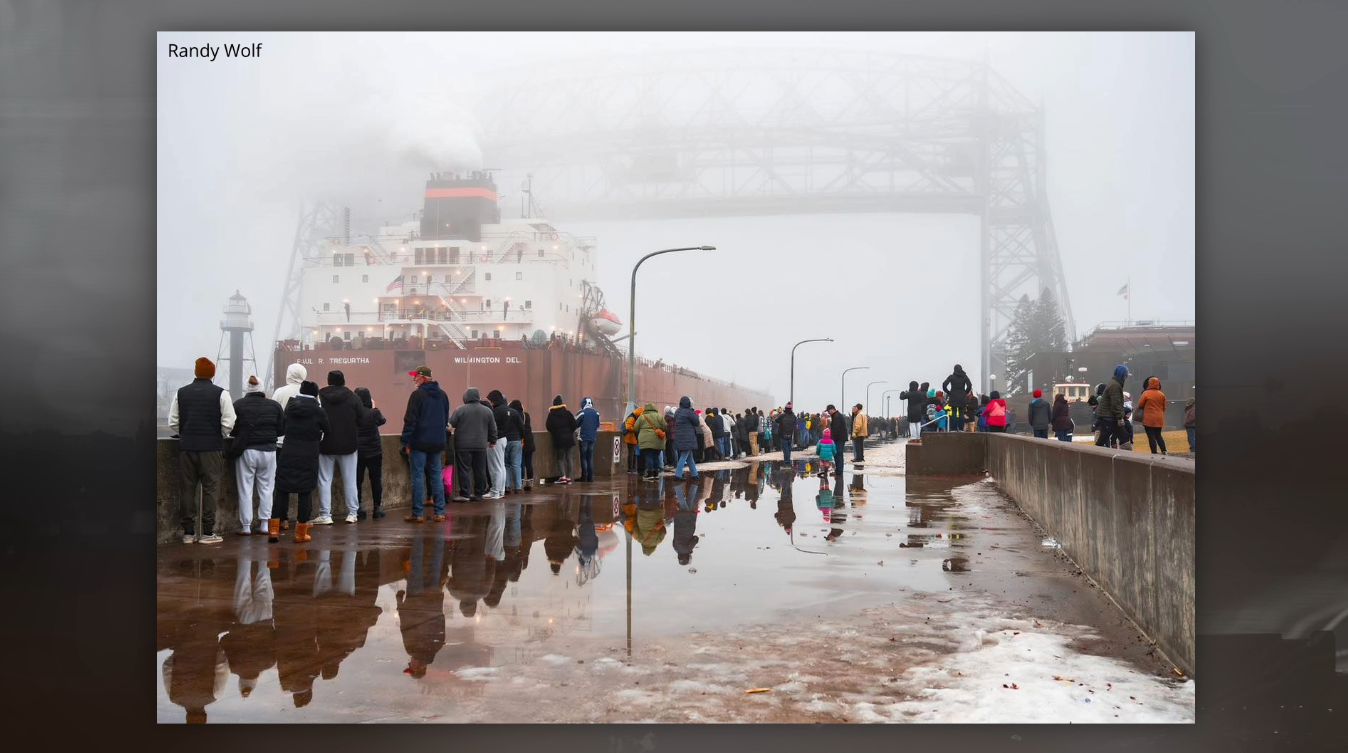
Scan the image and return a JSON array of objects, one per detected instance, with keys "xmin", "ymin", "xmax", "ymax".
[{"xmin": 157, "ymin": 461, "xmax": 997, "ymax": 722}]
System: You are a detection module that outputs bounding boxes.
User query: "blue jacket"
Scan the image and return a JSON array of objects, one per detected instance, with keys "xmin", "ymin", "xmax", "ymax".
[
  {"xmin": 577, "ymin": 397, "xmax": 601, "ymax": 442},
  {"xmin": 400, "ymin": 380, "xmax": 450, "ymax": 451},
  {"xmin": 817, "ymin": 440, "xmax": 835, "ymax": 462},
  {"xmin": 673, "ymin": 396, "xmax": 701, "ymax": 452}
]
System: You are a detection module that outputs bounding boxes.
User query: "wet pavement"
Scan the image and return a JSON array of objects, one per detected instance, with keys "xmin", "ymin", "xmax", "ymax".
[{"xmin": 157, "ymin": 440, "xmax": 1194, "ymax": 723}]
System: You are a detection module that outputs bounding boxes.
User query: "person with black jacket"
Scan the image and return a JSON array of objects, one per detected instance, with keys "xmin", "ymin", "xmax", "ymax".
[
  {"xmin": 744, "ymin": 408, "xmax": 760, "ymax": 456},
  {"xmin": 1051, "ymin": 392, "xmax": 1073, "ymax": 442},
  {"xmin": 510, "ymin": 399, "xmax": 535, "ymax": 491},
  {"xmin": 402, "ymin": 366, "xmax": 451, "ymax": 519},
  {"xmin": 231, "ymin": 375, "xmax": 285, "ymax": 536},
  {"xmin": 545, "ymin": 396, "xmax": 579, "ymax": 484},
  {"xmin": 672, "ymin": 396, "xmax": 701, "ymax": 480},
  {"xmin": 272, "ymin": 380, "xmax": 327, "ymax": 543},
  {"xmin": 353, "ymin": 387, "xmax": 386, "ymax": 519},
  {"xmin": 168, "ymin": 357, "xmax": 237, "ymax": 544},
  {"xmin": 826, "ymin": 405, "xmax": 849, "ymax": 473},
  {"xmin": 942, "ymin": 365, "xmax": 972, "ymax": 432},
  {"xmin": 485, "ymin": 390, "xmax": 521, "ymax": 498},
  {"xmin": 899, "ymin": 381, "xmax": 927, "ymax": 440},
  {"xmin": 316, "ymin": 370, "xmax": 370, "ymax": 525},
  {"xmin": 776, "ymin": 403, "xmax": 798, "ymax": 464}
]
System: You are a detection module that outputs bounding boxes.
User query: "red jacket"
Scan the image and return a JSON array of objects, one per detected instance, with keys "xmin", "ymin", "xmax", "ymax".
[{"xmin": 984, "ymin": 398, "xmax": 1008, "ymax": 427}]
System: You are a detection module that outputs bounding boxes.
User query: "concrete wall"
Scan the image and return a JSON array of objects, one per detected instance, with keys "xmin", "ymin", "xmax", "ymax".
[
  {"xmin": 157, "ymin": 431, "xmax": 623, "ymax": 544},
  {"xmin": 906, "ymin": 432, "xmax": 1196, "ymax": 675}
]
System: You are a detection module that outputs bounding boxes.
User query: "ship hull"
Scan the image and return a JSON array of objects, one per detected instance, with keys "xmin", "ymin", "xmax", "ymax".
[{"xmin": 275, "ymin": 341, "xmax": 772, "ymax": 426}]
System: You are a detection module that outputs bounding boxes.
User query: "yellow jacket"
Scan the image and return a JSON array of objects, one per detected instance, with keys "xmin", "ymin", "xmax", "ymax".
[{"xmin": 852, "ymin": 411, "xmax": 868, "ymax": 437}]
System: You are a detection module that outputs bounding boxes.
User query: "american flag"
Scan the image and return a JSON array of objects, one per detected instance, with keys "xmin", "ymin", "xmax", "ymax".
[
  {"xmin": 386, "ymin": 275, "xmax": 404, "ymax": 294},
  {"xmin": 1117, "ymin": 282, "xmax": 1129, "ymax": 299}
]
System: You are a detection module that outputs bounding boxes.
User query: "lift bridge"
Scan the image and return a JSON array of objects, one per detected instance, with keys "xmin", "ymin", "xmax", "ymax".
[
  {"xmin": 278, "ymin": 49, "xmax": 1075, "ymax": 392},
  {"xmin": 473, "ymin": 48, "xmax": 1075, "ymax": 392}
]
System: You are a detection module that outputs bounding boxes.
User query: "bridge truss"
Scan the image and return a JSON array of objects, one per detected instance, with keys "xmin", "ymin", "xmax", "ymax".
[{"xmin": 472, "ymin": 49, "xmax": 1076, "ymax": 390}]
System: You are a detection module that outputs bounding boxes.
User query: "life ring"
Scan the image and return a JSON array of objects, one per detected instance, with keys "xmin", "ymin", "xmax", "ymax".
[{"xmin": 550, "ymin": 233, "xmax": 559, "ymax": 241}]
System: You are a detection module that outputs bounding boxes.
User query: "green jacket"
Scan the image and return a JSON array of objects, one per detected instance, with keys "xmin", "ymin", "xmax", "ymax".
[
  {"xmin": 1097, "ymin": 377, "xmax": 1126, "ymax": 422},
  {"xmin": 636, "ymin": 403, "xmax": 668, "ymax": 450}
]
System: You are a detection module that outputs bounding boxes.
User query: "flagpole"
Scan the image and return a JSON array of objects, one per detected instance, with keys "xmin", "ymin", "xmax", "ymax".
[{"xmin": 1127, "ymin": 276, "xmax": 1131, "ymax": 324}]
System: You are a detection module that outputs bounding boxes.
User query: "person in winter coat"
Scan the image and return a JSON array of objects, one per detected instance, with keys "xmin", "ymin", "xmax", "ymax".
[
  {"xmin": 623, "ymin": 405, "xmax": 644, "ymax": 475},
  {"xmin": 545, "ymin": 396, "xmax": 578, "ymax": 484},
  {"xmin": 1051, "ymin": 392, "xmax": 1073, "ymax": 442},
  {"xmin": 672, "ymin": 481, "xmax": 699, "ymax": 566},
  {"xmin": 315, "ymin": 370, "xmax": 369, "ymax": 525},
  {"xmin": 510, "ymin": 399, "xmax": 536, "ymax": 490},
  {"xmin": 776, "ymin": 403, "xmax": 798, "ymax": 464},
  {"xmin": 271, "ymin": 363, "xmax": 318, "ymax": 444},
  {"xmin": 401, "ymin": 366, "xmax": 451, "ymax": 519},
  {"xmin": 231, "ymin": 375, "xmax": 285, "ymax": 536},
  {"xmin": 850, "ymin": 404, "xmax": 868, "ymax": 462},
  {"xmin": 942, "ymin": 365, "xmax": 973, "ymax": 431},
  {"xmin": 635, "ymin": 402, "xmax": 668, "ymax": 479},
  {"xmin": 1028, "ymin": 389, "xmax": 1052, "ymax": 439},
  {"xmin": 672, "ymin": 396, "xmax": 702, "ymax": 480},
  {"xmin": 495, "ymin": 391, "xmax": 527, "ymax": 492},
  {"xmin": 697, "ymin": 410, "xmax": 717, "ymax": 463},
  {"xmin": 1184, "ymin": 397, "xmax": 1196, "ymax": 454},
  {"xmin": 169, "ymin": 356, "xmax": 237, "ymax": 544},
  {"xmin": 477, "ymin": 391, "xmax": 508, "ymax": 498},
  {"xmin": 663, "ymin": 406, "xmax": 676, "ymax": 470},
  {"xmin": 744, "ymin": 408, "xmax": 760, "ymax": 456},
  {"xmin": 272, "ymin": 380, "xmax": 327, "ymax": 543},
  {"xmin": 827, "ymin": 405, "xmax": 849, "ymax": 472},
  {"xmin": 720, "ymin": 409, "xmax": 737, "ymax": 459},
  {"xmin": 1135, "ymin": 376, "xmax": 1169, "ymax": 455},
  {"xmin": 816, "ymin": 427, "xmax": 837, "ymax": 477},
  {"xmin": 576, "ymin": 397, "xmax": 601, "ymax": 482},
  {"xmin": 351, "ymin": 387, "xmax": 386, "ymax": 520},
  {"xmin": 984, "ymin": 391, "xmax": 1008, "ymax": 432},
  {"xmin": 1095, "ymin": 365, "xmax": 1128, "ymax": 447},
  {"xmin": 899, "ymin": 381, "xmax": 926, "ymax": 440},
  {"xmin": 449, "ymin": 387, "xmax": 496, "ymax": 502}
]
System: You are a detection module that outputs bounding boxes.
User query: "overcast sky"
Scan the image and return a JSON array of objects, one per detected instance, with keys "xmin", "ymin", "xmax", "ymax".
[{"xmin": 158, "ymin": 32, "xmax": 1193, "ymax": 412}]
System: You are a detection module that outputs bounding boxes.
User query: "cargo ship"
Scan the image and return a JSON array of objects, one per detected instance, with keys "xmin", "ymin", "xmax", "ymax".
[{"xmin": 273, "ymin": 172, "xmax": 773, "ymax": 422}]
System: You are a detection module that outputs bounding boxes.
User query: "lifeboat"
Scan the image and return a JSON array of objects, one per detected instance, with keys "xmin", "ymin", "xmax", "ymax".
[{"xmin": 588, "ymin": 308, "xmax": 623, "ymax": 337}]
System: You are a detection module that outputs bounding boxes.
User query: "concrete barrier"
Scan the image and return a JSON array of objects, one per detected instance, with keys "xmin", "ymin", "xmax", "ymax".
[
  {"xmin": 905, "ymin": 432, "xmax": 1195, "ymax": 675},
  {"xmin": 157, "ymin": 431, "xmax": 623, "ymax": 544}
]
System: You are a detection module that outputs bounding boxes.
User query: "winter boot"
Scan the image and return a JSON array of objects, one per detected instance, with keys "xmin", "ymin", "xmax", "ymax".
[
  {"xmin": 294, "ymin": 522, "xmax": 312, "ymax": 543},
  {"xmin": 267, "ymin": 519, "xmax": 281, "ymax": 543}
]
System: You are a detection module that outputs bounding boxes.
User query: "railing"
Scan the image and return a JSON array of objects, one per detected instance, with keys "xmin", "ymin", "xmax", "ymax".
[
  {"xmin": 1078, "ymin": 320, "xmax": 1196, "ymax": 341},
  {"xmin": 303, "ymin": 228, "xmax": 599, "ymax": 269}
]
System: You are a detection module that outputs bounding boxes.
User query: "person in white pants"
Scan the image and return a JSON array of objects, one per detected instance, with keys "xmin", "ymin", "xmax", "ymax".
[
  {"xmin": 236, "ymin": 449, "xmax": 277, "ymax": 533},
  {"xmin": 316, "ymin": 453, "xmax": 358, "ymax": 523},
  {"xmin": 486, "ymin": 438, "xmax": 507, "ymax": 499},
  {"xmin": 315, "ymin": 370, "xmax": 367, "ymax": 524}
]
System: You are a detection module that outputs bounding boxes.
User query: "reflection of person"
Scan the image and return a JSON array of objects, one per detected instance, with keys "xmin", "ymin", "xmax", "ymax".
[
  {"xmin": 774, "ymin": 468, "xmax": 796, "ymax": 535},
  {"xmin": 162, "ymin": 600, "xmax": 230, "ymax": 722},
  {"xmin": 448, "ymin": 516, "xmax": 491, "ymax": 615},
  {"xmin": 399, "ymin": 534, "xmax": 447, "ymax": 679},
  {"xmin": 314, "ymin": 549, "xmax": 381, "ymax": 682},
  {"xmin": 273, "ymin": 557, "xmax": 322, "ymax": 708},
  {"xmin": 221, "ymin": 554, "xmax": 276, "ymax": 699},
  {"xmin": 544, "ymin": 499, "xmax": 580, "ymax": 574},
  {"xmin": 672, "ymin": 481, "xmax": 699, "ymax": 566}
]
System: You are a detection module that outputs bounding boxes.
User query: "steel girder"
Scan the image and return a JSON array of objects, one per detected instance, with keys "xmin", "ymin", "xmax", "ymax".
[
  {"xmin": 268, "ymin": 201, "xmax": 343, "ymax": 392},
  {"xmin": 470, "ymin": 48, "xmax": 1074, "ymax": 388}
]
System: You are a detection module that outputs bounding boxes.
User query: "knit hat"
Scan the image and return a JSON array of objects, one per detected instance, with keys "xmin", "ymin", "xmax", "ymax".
[
  {"xmin": 990, "ymin": 390, "xmax": 1000, "ymax": 399},
  {"xmin": 245, "ymin": 375, "xmax": 263, "ymax": 394},
  {"xmin": 1033, "ymin": 389, "xmax": 1042, "ymax": 398},
  {"xmin": 822, "ymin": 428, "xmax": 832, "ymax": 439},
  {"xmin": 552, "ymin": 395, "xmax": 564, "ymax": 406},
  {"xmin": 1114, "ymin": 364, "xmax": 1129, "ymax": 381},
  {"xmin": 194, "ymin": 357, "xmax": 215, "ymax": 379},
  {"xmin": 300, "ymin": 380, "xmax": 319, "ymax": 397},
  {"xmin": 327, "ymin": 370, "xmax": 345, "ymax": 387}
]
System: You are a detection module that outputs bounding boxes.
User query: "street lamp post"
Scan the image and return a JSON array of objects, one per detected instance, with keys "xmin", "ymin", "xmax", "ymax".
[
  {"xmin": 625, "ymin": 244, "xmax": 713, "ymax": 659},
  {"xmin": 882, "ymin": 389, "xmax": 902, "ymax": 419},
  {"xmin": 865, "ymin": 380, "xmax": 888, "ymax": 418},
  {"xmin": 840, "ymin": 366, "xmax": 869, "ymax": 452},
  {"xmin": 790, "ymin": 338, "xmax": 833, "ymax": 407}
]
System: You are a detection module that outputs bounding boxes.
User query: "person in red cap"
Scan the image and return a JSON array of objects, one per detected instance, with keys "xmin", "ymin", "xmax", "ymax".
[
  {"xmin": 1028, "ymin": 388, "xmax": 1052, "ymax": 439},
  {"xmin": 168, "ymin": 357, "xmax": 236, "ymax": 544}
]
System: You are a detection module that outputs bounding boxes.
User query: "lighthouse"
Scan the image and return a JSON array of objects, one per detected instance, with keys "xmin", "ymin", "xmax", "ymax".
[{"xmin": 217, "ymin": 290, "xmax": 259, "ymax": 399}]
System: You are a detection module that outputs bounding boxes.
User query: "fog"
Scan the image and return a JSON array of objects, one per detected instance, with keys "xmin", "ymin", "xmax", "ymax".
[{"xmin": 158, "ymin": 32, "xmax": 1193, "ymax": 413}]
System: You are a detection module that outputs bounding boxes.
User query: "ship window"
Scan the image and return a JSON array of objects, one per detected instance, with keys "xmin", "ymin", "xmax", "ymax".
[
  {"xmin": 332, "ymin": 275, "xmax": 339, "ymax": 283},
  {"xmin": 410, "ymin": 275, "xmax": 418, "ymax": 284},
  {"xmin": 471, "ymin": 329, "xmax": 478, "ymax": 339},
  {"xmin": 345, "ymin": 253, "xmax": 355, "ymax": 266},
  {"xmin": 538, "ymin": 249, "xmax": 545, "ymax": 258},
  {"xmin": 323, "ymin": 303, "xmax": 330, "ymax": 311},
  {"xmin": 343, "ymin": 331, "xmax": 351, "ymax": 340},
  {"xmin": 494, "ymin": 329, "xmax": 501, "ymax": 339},
  {"xmin": 414, "ymin": 248, "xmax": 422, "ymax": 265},
  {"xmin": 437, "ymin": 247, "xmax": 447, "ymax": 264},
  {"xmin": 362, "ymin": 275, "xmax": 369, "ymax": 283},
  {"xmin": 333, "ymin": 255, "xmax": 343, "ymax": 267},
  {"xmin": 485, "ymin": 272, "xmax": 492, "ymax": 281},
  {"xmin": 485, "ymin": 300, "xmax": 491, "ymax": 308},
  {"xmin": 525, "ymin": 300, "xmax": 531, "ymax": 309},
  {"xmin": 516, "ymin": 272, "xmax": 523, "ymax": 280},
  {"xmin": 450, "ymin": 247, "xmax": 460, "ymax": 264}
]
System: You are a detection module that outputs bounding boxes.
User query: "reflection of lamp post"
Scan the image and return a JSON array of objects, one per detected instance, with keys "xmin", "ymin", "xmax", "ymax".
[
  {"xmin": 625, "ymin": 244, "xmax": 714, "ymax": 659},
  {"xmin": 790, "ymin": 338, "xmax": 833, "ymax": 407}
]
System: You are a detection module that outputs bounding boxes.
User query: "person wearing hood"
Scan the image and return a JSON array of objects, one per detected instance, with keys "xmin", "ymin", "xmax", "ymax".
[
  {"xmin": 899, "ymin": 381, "xmax": 925, "ymax": 440},
  {"xmin": 315, "ymin": 370, "xmax": 369, "ymax": 525},
  {"xmin": 484, "ymin": 390, "xmax": 515, "ymax": 499},
  {"xmin": 663, "ymin": 406, "xmax": 676, "ymax": 469},
  {"xmin": 697, "ymin": 410, "xmax": 716, "ymax": 463},
  {"xmin": 672, "ymin": 397, "xmax": 702, "ymax": 480},
  {"xmin": 1183, "ymin": 397, "xmax": 1196, "ymax": 454},
  {"xmin": 269, "ymin": 363, "xmax": 311, "ymax": 531},
  {"xmin": 816, "ymin": 427, "xmax": 836, "ymax": 477},
  {"xmin": 1135, "ymin": 376, "xmax": 1169, "ymax": 455},
  {"xmin": 511, "ymin": 399, "xmax": 536, "ymax": 490},
  {"xmin": 672, "ymin": 480, "xmax": 699, "ymax": 566},
  {"xmin": 169, "ymin": 356, "xmax": 237, "ymax": 544},
  {"xmin": 272, "ymin": 380, "xmax": 327, "ymax": 543},
  {"xmin": 1028, "ymin": 389, "xmax": 1052, "ymax": 439},
  {"xmin": 1051, "ymin": 392, "xmax": 1074, "ymax": 442},
  {"xmin": 942, "ymin": 365, "xmax": 973, "ymax": 432},
  {"xmin": 401, "ymin": 366, "xmax": 451, "ymax": 519},
  {"xmin": 449, "ymin": 386, "xmax": 496, "ymax": 501},
  {"xmin": 984, "ymin": 391, "xmax": 1008, "ymax": 432},
  {"xmin": 623, "ymin": 404, "xmax": 644, "ymax": 475},
  {"xmin": 231, "ymin": 375, "xmax": 285, "ymax": 535},
  {"xmin": 1095, "ymin": 364, "xmax": 1129, "ymax": 447},
  {"xmin": 706, "ymin": 407, "xmax": 726, "ymax": 459},
  {"xmin": 776, "ymin": 403, "xmax": 798, "ymax": 464},
  {"xmin": 354, "ymin": 387, "xmax": 387, "ymax": 519},
  {"xmin": 576, "ymin": 397, "xmax": 601, "ymax": 482},
  {"xmin": 491, "ymin": 391, "xmax": 527, "ymax": 493},
  {"xmin": 635, "ymin": 402, "xmax": 668, "ymax": 480},
  {"xmin": 545, "ymin": 396, "xmax": 579, "ymax": 484}
]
